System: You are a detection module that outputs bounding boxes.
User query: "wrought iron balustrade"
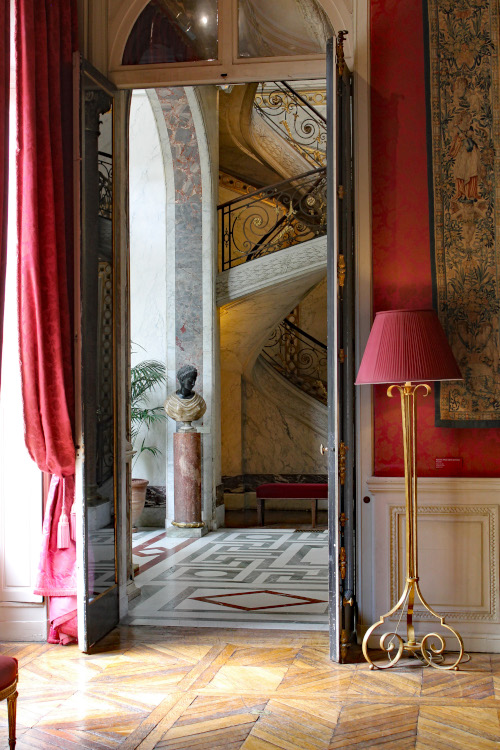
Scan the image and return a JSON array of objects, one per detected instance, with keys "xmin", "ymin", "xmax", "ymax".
[
  {"xmin": 219, "ymin": 166, "xmax": 326, "ymax": 271},
  {"xmin": 98, "ymin": 151, "xmax": 113, "ymax": 220},
  {"xmin": 262, "ymin": 318, "xmax": 327, "ymax": 404},
  {"xmin": 254, "ymin": 81, "xmax": 326, "ymax": 168}
]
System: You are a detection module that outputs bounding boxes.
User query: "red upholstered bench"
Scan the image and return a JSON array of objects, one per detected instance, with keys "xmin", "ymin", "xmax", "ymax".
[
  {"xmin": 0, "ymin": 655, "xmax": 18, "ymax": 749},
  {"xmin": 255, "ymin": 483, "xmax": 328, "ymax": 527}
]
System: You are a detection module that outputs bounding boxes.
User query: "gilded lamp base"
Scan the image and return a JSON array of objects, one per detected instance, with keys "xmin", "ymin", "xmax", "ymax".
[{"xmin": 362, "ymin": 576, "xmax": 465, "ymax": 670}]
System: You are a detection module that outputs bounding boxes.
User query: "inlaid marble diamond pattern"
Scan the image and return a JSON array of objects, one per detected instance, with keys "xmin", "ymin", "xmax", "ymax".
[
  {"xmin": 191, "ymin": 590, "xmax": 327, "ymax": 611},
  {"xmin": 127, "ymin": 529, "xmax": 329, "ymax": 630}
]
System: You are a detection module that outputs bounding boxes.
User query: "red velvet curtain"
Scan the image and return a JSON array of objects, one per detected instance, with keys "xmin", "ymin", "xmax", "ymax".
[
  {"xmin": 16, "ymin": 0, "xmax": 78, "ymax": 644},
  {"xmin": 0, "ymin": 0, "xmax": 10, "ymax": 390}
]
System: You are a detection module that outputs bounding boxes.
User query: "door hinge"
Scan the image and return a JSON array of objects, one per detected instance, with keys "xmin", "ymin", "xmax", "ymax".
[
  {"xmin": 339, "ymin": 512, "xmax": 347, "ymax": 527},
  {"xmin": 337, "ymin": 184, "xmax": 344, "ymax": 200},
  {"xmin": 338, "ymin": 254, "xmax": 346, "ymax": 288},
  {"xmin": 340, "ymin": 628, "xmax": 350, "ymax": 662},
  {"xmin": 339, "ymin": 442, "xmax": 348, "ymax": 485},
  {"xmin": 339, "ymin": 348, "xmax": 345, "ymax": 363},
  {"xmin": 340, "ymin": 547, "xmax": 346, "ymax": 579}
]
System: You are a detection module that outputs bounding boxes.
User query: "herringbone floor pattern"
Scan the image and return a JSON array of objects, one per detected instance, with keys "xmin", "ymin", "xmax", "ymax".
[{"xmin": 1, "ymin": 627, "xmax": 499, "ymax": 749}]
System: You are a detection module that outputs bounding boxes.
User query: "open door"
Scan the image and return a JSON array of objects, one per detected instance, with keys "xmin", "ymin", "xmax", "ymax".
[
  {"xmin": 74, "ymin": 56, "xmax": 129, "ymax": 652},
  {"xmin": 327, "ymin": 35, "xmax": 355, "ymax": 662}
]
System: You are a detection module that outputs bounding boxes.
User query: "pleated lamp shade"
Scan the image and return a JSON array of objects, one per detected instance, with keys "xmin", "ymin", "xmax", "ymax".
[{"xmin": 356, "ymin": 309, "xmax": 463, "ymax": 385}]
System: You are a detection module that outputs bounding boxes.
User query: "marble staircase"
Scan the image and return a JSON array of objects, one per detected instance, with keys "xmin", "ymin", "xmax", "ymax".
[
  {"xmin": 218, "ymin": 81, "xmax": 329, "ymax": 503},
  {"xmin": 218, "ymin": 235, "xmax": 326, "ymax": 377}
]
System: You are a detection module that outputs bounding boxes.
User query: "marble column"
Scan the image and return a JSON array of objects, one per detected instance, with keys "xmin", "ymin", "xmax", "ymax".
[
  {"xmin": 168, "ymin": 432, "xmax": 207, "ymax": 537},
  {"xmin": 150, "ymin": 85, "xmax": 222, "ymax": 531}
]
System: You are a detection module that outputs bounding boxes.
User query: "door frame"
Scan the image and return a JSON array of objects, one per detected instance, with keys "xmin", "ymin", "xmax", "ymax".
[
  {"xmin": 326, "ymin": 37, "xmax": 341, "ymax": 662},
  {"xmin": 75, "ymin": 1, "xmax": 375, "ymax": 654},
  {"xmin": 352, "ymin": 1, "xmax": 375, "ymax": 643}
]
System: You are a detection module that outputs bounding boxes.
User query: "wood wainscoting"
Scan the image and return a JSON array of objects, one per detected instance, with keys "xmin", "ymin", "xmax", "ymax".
[{"xmin": 364, "ymin": 477, "xmax": 500, "ymax": 654}]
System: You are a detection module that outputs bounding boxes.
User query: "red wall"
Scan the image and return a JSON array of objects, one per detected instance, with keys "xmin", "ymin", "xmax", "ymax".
[{"xmin": 370, "ymin": 0, "xmax": 500, "ymax": 476}]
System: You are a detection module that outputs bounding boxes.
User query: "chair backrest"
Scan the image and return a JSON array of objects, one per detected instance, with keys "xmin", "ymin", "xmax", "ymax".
[{"xmin": 0, "ymin": 656, "xmax": 17, "ymax": 692}]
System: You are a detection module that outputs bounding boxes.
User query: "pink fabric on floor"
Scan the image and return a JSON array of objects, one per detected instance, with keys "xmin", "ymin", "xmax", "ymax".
[
  {"xmin": 48, "ymin": 596, "xmax": 77, "ymax": 645},
  {"xmin": 34, "ymin": 475, "xmax": 76, "ymax": 597},
  {"xmin": 35, "ymin": 475, "xmax": 77, "ymax": 646}
]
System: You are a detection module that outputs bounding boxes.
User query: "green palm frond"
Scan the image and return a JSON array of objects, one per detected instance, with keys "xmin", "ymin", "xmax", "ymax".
[
  {"xmin": 130, "ymin": 357, "xmax": 167, "ymax": 464},
  {"xmin": 131, "ymin": 359, "xmax": 167, "ymax": 405}
]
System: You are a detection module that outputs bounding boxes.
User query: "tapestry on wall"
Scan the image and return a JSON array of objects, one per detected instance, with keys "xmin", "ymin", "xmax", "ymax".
[{"xmin": 424, "ymin": 0, "xmax": 500, "ymax": 427}]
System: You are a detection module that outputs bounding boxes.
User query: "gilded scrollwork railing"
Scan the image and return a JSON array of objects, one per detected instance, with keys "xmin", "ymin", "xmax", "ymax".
[
  {"xmin": 262, "ymin": 318, "xmax": 327, "ymax": 404},
  {"xmin": 96, "ymin": 150, "xmax": 113, "ymax": 485},
  {"xmin": 254, "ymin": 81, "xmax": 326, "ymax": 169},
  {"xmin": 218, "ymin": 166, "xmax": 326, "ymax": 271}
]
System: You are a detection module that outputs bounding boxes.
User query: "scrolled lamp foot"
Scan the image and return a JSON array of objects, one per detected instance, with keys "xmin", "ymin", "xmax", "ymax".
[{"xmin": 362, "ymin": 580, "xmax": 465, "ymax": 671}]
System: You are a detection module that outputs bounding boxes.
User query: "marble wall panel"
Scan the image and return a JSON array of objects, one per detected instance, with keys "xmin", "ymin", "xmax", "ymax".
[
  {"xmin": 221, "ymin": 368, "xmax": 242, "ymax": 476},
  {"xmin": 299, "ymin": 276, "xmax": 327, "ymax": 345},
  {"xmin": 129, "ymin": 90, "xmax": 167, "ymax": 487},
  {"xmin": 242, "ymin": 371, "xmax": 328, "ymax": 475},
  {"xmin": 155, "ymin": 87, "xmax": 204, "ymax": 385}
]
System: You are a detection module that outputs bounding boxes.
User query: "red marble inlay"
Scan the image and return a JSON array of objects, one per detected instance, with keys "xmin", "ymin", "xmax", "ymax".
[
  {"xmin": 190, "ymin": 590, "xmax": 327, "ymax": 611},
  {"xmin": 132, "ymin": 532, "xmax": 196, "ymax": 576}
]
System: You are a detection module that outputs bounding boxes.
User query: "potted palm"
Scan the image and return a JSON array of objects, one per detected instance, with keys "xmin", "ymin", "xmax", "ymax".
[{"xmin": 131, "ymin": 358, "xmax": 167, "ymax": 527}]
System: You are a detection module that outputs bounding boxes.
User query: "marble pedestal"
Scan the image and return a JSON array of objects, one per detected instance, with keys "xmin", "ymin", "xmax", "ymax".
[
  {"xmin": 167, "ymin": 431, "xmax": 207, "ymax": 538},
  {"xmin": 166, "ymin": 525, "xmax": 208, "ymax": 538}
]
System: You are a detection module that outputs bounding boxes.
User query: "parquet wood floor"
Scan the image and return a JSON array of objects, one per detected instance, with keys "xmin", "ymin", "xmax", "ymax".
[{"xmin": 1, "ymin": 627, "xmax": 499, "ymax": 749}]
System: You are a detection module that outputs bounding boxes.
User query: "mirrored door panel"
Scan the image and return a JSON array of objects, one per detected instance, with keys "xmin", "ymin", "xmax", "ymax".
[{"xmin": 76, "ymin": 57, "xmax": 119, "ymax": 650}]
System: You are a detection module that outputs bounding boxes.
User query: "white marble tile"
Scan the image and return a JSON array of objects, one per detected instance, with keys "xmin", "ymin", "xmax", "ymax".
[{"xmin": 127, "ymin": 528, "xmax": 328, "ymax": 630}]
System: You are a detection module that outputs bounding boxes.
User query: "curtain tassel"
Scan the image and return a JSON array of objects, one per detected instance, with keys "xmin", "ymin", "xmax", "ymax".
[
  {"xmin": 57, "ymin": 478, "xmax": 70, "ymax": 548},
  {"xmin": 57, "ymin": 509, "xmax": 70, "ymax": 549},
  {"xmin": 70, "ymin": 502, "xmax": 76, "ymax": 541}
]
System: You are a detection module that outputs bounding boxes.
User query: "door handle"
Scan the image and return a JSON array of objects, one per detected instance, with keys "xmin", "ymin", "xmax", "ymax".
[{"xmin": 320, "ymin": 444, "xmax": 329, "ymax": 455}]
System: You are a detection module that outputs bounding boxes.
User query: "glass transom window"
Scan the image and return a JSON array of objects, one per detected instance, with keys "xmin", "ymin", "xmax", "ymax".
[
  {"xmin": 123, "ymin": 0, "xmax": 218, "ymax": 65},
  {"xmin": 238, "ymin": 0, "xmax": 331, "ymax": 58}
]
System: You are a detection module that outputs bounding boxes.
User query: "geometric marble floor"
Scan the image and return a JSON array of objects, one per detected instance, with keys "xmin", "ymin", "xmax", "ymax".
[
  {"xmin": 1, "ymin": 626, "xmax": 499, "ymax": 749},
  {"xmin": 127, "ymin": 529, "xmax": 329, "ymax": 630}
]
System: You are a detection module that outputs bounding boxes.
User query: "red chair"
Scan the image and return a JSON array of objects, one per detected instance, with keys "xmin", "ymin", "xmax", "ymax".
[{"xmin": 0, "ymin": 656, "xmax": 18, "ymax": 749}]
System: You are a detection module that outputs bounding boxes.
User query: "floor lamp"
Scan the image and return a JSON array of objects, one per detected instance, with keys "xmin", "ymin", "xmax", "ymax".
[{"xmin": 356, "ymin": 309, "xmax": 466, "ymax": 670}]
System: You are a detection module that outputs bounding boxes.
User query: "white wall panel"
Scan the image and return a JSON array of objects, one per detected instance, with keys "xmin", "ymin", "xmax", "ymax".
[
  {"xmin": 0, "ymin": 76, "xmax": 43, "ymax": 612},
  {"xmin": 364, "ymin": 477, "xmax": 500, "ymax": 652}
]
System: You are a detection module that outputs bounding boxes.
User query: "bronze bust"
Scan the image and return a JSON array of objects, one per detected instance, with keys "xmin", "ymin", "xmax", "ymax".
[{"xmin": 164, "ymin": 364, "xmax": 206, "ymax": 431}]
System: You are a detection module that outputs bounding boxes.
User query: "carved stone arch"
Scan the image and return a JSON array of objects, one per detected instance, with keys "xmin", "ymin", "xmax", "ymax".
[
  {"xmin": 131, "ymin": 85, "xmax": 218, "ymax": 525},
  {"xmin": 107, "ymin": 0, "xmax": 354, "ymax": 75}
]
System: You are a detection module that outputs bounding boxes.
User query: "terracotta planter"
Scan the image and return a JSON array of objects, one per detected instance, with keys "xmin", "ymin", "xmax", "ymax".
[{"xmin": 131, "ymin": 478, "xmax": 149, "ymax": 527}]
